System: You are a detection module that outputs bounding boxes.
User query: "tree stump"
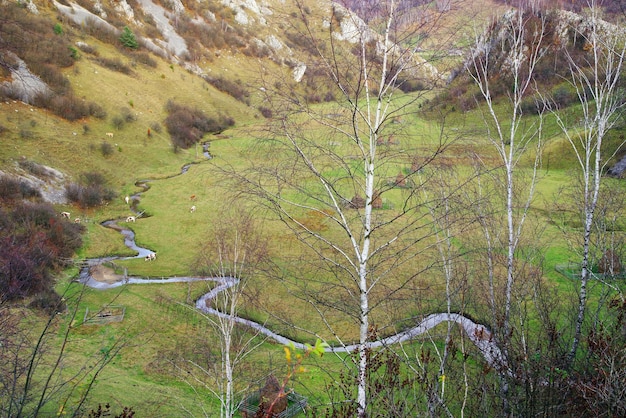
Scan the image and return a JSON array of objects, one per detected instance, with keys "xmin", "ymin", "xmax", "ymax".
[{"xmin": 255, "ymin": 375, "xmax": 287, "ymax": 417}]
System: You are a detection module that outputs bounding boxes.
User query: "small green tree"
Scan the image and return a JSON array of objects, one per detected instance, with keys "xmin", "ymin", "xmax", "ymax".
[{"xmin": 119, "ymin": 26, "xmax": 138, "ymax": 49}]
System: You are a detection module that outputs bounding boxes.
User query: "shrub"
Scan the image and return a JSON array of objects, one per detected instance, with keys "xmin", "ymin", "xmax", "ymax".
[
  {"xmin": 100, "ymin": 141, "xmax": 114, "ymax": 157},
  {"xmin": 76, "ymin": 42, "xmax": 98, "ymax": 55},
  {"xmin": 88, "ymin": 102, "xmax": 107, "ymax": 119},
  {"xmin": 20, "ymin": 129, "xmax": 35, "ymax": 139},
  {"xmin": 94, "ymin": 56, "xmax": 133, "ymax": 75},
  {"xmin": 150, "ymin": 122, "xmax": 162, "ymax": 133},
  {"xmin": 69, "ymin": 46, "xmax": 80, "ymax": 60},
  {"xmin": 111, "ymin": 115, "xmax": 125, "ymax": 130},
  {"xmin": 258, "ymin": 106, "xmax": 273, "ymax": 119},
  {"xmin": 552, "ymin": 86, "xmax": 573, "ymax": 109},
  {"xmin": 34, "ymin": 93, "xmax": 102, "ymax": 122},
  {"xmin": 18, "ymin": 159, "xmax": 46, "ymax": 177},
  {"xmin": 0, "ymin": 201, "xmax": 83, "ymax": 301},
  {"xmin": 202, "ymin": 75, "xmax": 250, "ymax": 104},
  {"xmin": 0, "ymin": 175, "xmax": 40, "ymax": 201},
  {"xmin": 119, "ymin": 26, "xmax": 138, "ymax": 49},
  {"xmin": 65, "ymin": 172, "xmax": 116, "ymax": 208},
  {"xmin": 127, "ymin": 51, "xmax": 157, "ymax": 68},
  {"xmin": 164, "ymin": 100, "xmax": 235, "ymax": 149},
  {"xmin": 36, "ymin": 63, "xmax": 71, "ymax": 94},
  {"xmin": 28, "ymin": 289, "xmax": 66, "ymax": 314},
  {"xmin": 121, "ymin": 107, "xmax": 136, "ymax": 123}
]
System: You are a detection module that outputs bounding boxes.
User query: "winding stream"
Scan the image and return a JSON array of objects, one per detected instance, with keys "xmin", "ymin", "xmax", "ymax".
[{"xmin": 78, "ymin": 163, "xmax": 509, "ymax": 373}]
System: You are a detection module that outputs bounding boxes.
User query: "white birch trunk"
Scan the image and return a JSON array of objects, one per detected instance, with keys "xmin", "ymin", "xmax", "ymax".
[
  {"xmin": 551, "ymin": 0, "xmax": 626, "ymax": 362},
  {"xmin": 468, "ymin": 9, "xmax": 546, "ymax": 349}
]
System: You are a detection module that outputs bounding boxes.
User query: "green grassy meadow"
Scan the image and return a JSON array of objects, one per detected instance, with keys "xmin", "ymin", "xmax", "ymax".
[{"xmin": 43, "ymin": 88, "xmax": 623, "ymax": 414}]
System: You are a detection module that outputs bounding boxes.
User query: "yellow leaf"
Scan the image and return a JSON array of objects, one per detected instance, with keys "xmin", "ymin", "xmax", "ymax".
[{"xmin": 284, "ymin": 346, "xmax": 291, "ymax": 363}]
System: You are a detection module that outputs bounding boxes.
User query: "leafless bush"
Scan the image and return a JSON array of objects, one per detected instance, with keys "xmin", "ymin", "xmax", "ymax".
[
  {"xmin": 83, "ymin": 19, "xmax": 120, "ymax": 44},
  {"xmin": 76, "ymin": 42, "xmax": 98, "ymax": 55},
  {"xmin": 100, "ymin": 141, "xmax": 114, "ymax": 157},
  {"xmin": 33, "ymin": 93, "xmax": 103, "ymax": 122},
  {"xmin": 258, "ymin": 106, "xmax": 273, "ymax": 119},
  {"xmin": 0, "ymin": 175, "xmax": 40, "ymax": 201},
  {"xmin": 150, "ymin": 121, "xmax": 162, "ymax": 133},
  {"xmin": 65, "ymin": 172, "xmax": 116, "ymax": 208},
  {"xmin": 93, "ymin": 56, "xmax": 133, "ymax": 75},
  {"xmin": 164, "ymin": 100, "xmax": 235, "ymax": 149},
  {"xmin": 128, "ymin": 50, "xmax": 157, "ymax": 68},
  {"xmin": 202, "ymin": 75, "xmax": 250, "ymax": 104}
]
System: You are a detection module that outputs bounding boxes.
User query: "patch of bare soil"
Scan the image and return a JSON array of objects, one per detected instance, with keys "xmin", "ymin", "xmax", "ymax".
[{"xmin": 90, "ymin": 265, "xmax": 124, "ymax": 284}]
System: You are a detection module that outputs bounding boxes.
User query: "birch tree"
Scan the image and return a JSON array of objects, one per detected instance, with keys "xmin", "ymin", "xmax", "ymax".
[
  {"xmin": 551, "ymin": 0, "xmax": 626, "ymax": 364},
  {"xmin": 464, "ymin": 9, "xmax": 550, "ymax": 415},
  {"xmin": 223, "ymin": 1, "xmax": 463, "ymax": 415},
  {"xmin": 467, "ymin": 7, "xmax": 546, "ymax": 355},
  {"xmin": 192, "ymin": 211, "xmax": 268, "ymax": 418}
]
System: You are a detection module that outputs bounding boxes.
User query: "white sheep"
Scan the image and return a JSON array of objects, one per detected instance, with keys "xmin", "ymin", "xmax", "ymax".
[
  {"xmin": 190, "ymin": 205, "xmax": 196, "ymax": 213},
  {"xmin": 60, "ymin": 211, "xmax": 70, "ymax": 219},
  {"xmin": 106, "ymin": 132, "xmax": 114, "ymax": 138},
  {"xmin": 74, "ymin": 218, "xmax": 81, "ymax": 223},
  {"xmin": 126, "ymin": 216, "xmax": 136, "ymax": 223},
  {"xmin": 144, "ymin": 253, "xmax": 156, "ymax": 261},
  {"xmin": 125, "ymin": 195, "xmax": 130, "ymax": 205}
]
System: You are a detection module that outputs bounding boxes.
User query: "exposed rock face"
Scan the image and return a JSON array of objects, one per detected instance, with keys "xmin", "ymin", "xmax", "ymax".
[
  {"xmin": 221, "ymin": 0, "xmax": 273, "ymax": 25},
  {"xmin": 1, "ymin": 160, "xmax": 68, "ymax": 204},
  {"xmin": 23, "ymin": 0, "xmax": 39, "ymax": 14},
  {"xmin": 324, "ymin": 2, "xmax": 442, "ymax": 86},
  {"xmin": 114, "ymin": 0, "xmax": 136, "ymax": 23},
  {"xmin": 0, "ymin": 52, "xmax": 51, "ymax": 104},
  {"xmin": 167, "ymin": 0, "xmax": 185, "ymax": 14},
  {"xmin": 466, "ymin": 8, "xmax": 625, "ymax": 80},
  {"xmin": 607, "ymin": 154, "xmax": 626, "ymax": 178},
  {"xmin": 292, "ymin": 63, "xmax": 306, "ymax": 82}
]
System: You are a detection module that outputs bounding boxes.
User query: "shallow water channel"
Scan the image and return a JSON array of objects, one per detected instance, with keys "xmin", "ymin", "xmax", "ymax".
[{"xmin": 77, "ymin": 162, "xmax": 507, "ymax": 370}]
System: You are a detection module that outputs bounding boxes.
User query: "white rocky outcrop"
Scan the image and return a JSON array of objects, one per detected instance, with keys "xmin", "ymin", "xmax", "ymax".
[
  {"xmin": 265, "ymin": 34, "xmax": 285, "ymax": 51},
  {"xmin": 221, "ymin": 0, "xmax": 273, "ymax": 25},
  {"xmin": 0, "ymin": 52, "xmax": 51, "ymax": 104},
  {"xmin": 1, "ymin": 162, "xmax": 68, "ymax": 205},
  {"xmin": 20, "ymin": 0, "xmax": 39, "ymax": 14},
  {"xmin": 166, "ymin": 0, "xmax": 185, "ymax": 14},
  {"xmin": 114, "ymin": 0, "xmax": 136, "ymax": 23},
  {"xmin": 292, "ymin": 62, "xmax": 306, "ymax": 82},
  {"xmin": 53, "ymin": 1, "xmax": 115, "ymax": 31}
]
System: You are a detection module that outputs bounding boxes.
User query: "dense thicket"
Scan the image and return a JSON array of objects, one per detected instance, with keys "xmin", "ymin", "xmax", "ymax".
[
  {"xmin": 65, "ymin": 172, "xmax": 116, "ymax": 208},
  {"xmin": 0, "ymin": 176, "xmax": 83, "ymax": 302},
  {"xmin": 164, "ymin": 100, "xmax": 234, "ymax": 150}
]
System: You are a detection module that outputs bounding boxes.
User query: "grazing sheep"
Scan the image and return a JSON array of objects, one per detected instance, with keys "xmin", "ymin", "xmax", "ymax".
[
  {"xmin": 60, "ymin": 211, "xmax": 70, "ymax": 219},
  {"xmin": 190, "ymin": 205, "xmax": 196, "ymax": 213},
  {"xmin": 125, "ymin": 195, "xmax": 130, "ymax": 205},
  {"xmin": 126, "ymin": 216, "xmax": 136, "ymax": 223},
  {"xmin": 106, "ymin": 132, "xmax": 114, "ymax": 138},
  {"xmin": 144, "ymin": 253, "xmax": 156, "ymax": 261},
  {"xmin": 74, "ymin": 218, "xmax": 81, "ymax": 223}
]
